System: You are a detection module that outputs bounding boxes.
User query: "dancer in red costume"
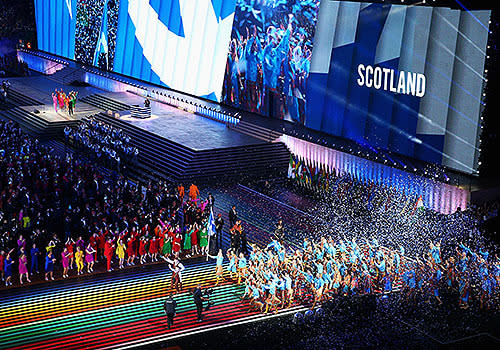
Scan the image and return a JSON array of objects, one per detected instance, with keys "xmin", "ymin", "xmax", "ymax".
[{"xmin": 104, "ymin": 238, "xmax": 115, "ymax": 272}]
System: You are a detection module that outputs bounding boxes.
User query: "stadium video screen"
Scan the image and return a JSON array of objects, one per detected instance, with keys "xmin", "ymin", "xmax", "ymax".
[
  {"xmin": 305, "ymin": 1, "xmax": 491, "ymax": 174},
  {"xmin": 35, "ymin": 0, "xmax": 236, "ymax": 101},
  {"xmin": 33, "ymin": 0, "xmax": 491, "ymax": 174}
]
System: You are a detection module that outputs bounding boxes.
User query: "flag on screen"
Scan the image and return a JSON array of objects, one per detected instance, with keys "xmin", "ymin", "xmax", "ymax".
[{"xmin": 93, "ymin": 0, "xmax": 109, "ymax": 67}]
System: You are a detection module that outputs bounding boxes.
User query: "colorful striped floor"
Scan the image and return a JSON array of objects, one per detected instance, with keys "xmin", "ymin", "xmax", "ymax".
[
  {"xmin": 0, "ymin": 259, "xmax": 305, "ymax": 350},
  {"xmin": 0, "ymin": 186, "xmax": 408, "ymax": 349},
  {"xmin": 0, "ymin": 185, "xmax": 312, "ymax": 349}
]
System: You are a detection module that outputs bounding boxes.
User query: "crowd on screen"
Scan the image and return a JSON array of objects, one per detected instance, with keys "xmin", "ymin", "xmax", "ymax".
[
  {"xmin": 223, "ymin": 0, "xmax": 320, "ymax": 124},
  {"xmin": 64, "ymin": 116, "xmax": 139, "ymax": 170}
]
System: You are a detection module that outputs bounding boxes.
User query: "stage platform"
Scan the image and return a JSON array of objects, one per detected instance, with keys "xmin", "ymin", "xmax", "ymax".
[
  {"xmin": 99, "ymin": 91, "xmax": 267, "ymax": 151},
  {"xmin": 2, "ymin": 74, "xmax": 290, "ymax": 181}
]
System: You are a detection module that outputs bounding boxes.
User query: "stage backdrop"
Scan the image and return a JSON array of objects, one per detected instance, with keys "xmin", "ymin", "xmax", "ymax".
[
  {"xmin": 34, "ymin": 0, "xmax": 236, "ymax": 101},
  {"xmin": 34, "ymin": 0, "xmax": 77, "ymax": 60},
  {"xmin": 306, "ymin": 1, "xmax": 491, "ymax": 174},
  {"xmin": 33, "ymin": 1, "xmax": 491, "ymax": 174}
]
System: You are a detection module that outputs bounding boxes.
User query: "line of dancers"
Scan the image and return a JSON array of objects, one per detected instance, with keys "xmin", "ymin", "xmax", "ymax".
[
  {"xmin": 1, "ymin": 195, "xmax": 215, "ymax": 286},
  {"xmin": 51, "ymin": 88, "xmax": 78, "ymax": 116}
]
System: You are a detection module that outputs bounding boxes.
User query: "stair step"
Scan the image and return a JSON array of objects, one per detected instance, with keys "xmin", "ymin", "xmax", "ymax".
[
  {"xmin": 0, "ymin": 107, "xmax": 77, "ymax": 139},
  {"xmin": 228, "ymin": 119, "xmax": 282, "ymax": 143},
  {"xmin": 91, "ymin": 111, "xmax": 289, "ymax": 182},
  {"xmin": 80, "ymin": 94, "xmax": 131, "ymax": 112}
]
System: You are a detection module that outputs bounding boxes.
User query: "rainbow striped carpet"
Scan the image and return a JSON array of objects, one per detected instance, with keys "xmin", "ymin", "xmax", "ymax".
[{"xmin": 0, "ymin": 259, "xmax": 305, "ymax": 350}]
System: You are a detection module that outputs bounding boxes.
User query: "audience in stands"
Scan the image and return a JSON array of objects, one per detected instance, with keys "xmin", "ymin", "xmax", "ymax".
[
  {"xmin": 65, "ymin": 116, "xmax": 139, "ymax": 170},
  {"xmin": 0, "ymin": 119, "xmax": 213, "ymax": 287}
]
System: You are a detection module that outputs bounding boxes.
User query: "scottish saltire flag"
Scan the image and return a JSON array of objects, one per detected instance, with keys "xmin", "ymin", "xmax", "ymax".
[
  {"xmin": 93, "ymin": 0, "xmax": 110, "ymax": 68},
  {"xmin": 207, "ymin": 208, "xmax": 216, "ymax": 236},
  {"xmin": 114, "ymin": 0, "xmax": 236, "ymax": 101}
]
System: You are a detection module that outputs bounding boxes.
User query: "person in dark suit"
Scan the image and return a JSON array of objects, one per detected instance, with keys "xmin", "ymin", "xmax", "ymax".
[
  {"xmin": 274, "ymin": 219, "xmax": 285, "ymax": 243},
  {"xmin": 207, "ymin": 193, "xmax": 215, "ymax": 210},
  {"xmin": 163, "ymin": 294, "xmax": 177, "ymax": 329},
  {"xmin": 228, "ymin": 205, "xmax": 237, "ymax": 228},
  {"xmin": 192, "ymin": 284, "xmax": 207, "ymax": 322},
  {"xmin": 215, "ymin": 213, "xmax": 224, "ymax": 249}
]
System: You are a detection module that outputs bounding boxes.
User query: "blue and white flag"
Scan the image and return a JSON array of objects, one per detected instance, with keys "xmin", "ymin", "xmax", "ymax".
[
  {"xmin": 207, "ymin": 208, "xmax": 216, "ymax": 236},
  {"xmin": 93, "ymin": 0, "xmax": 109, "ymax": 67}
]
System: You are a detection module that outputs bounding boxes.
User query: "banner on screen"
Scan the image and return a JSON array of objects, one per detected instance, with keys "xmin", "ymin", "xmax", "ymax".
[{"xmin": 306, "ymin": 1, "xmax": 490, "ymax": 174}]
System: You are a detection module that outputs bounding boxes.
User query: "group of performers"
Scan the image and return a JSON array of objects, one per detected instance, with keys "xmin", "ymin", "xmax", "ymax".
[
  {"xmin": 0, "ymin": 184, "xmax": 217, "ymax": 286},
  {"xmin": 212, "ymin": 234, "xmax": 500, "ymax": 313},
  {"xmin": 64, "ymin": 115, "xmax": 139, "ymax": 170},
  {"xmin": 51, "ymin": 88, "xmax": 78, "ymax": 116}
]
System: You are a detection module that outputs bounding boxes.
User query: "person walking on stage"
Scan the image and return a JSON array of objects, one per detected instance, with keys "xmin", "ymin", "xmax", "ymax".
[
  {"xmin": 188, "ymin": 183, "xmax": 199, "ymax": 203},
  {"xmin": 18, "ymin": 252, "xmax": 30, "ymax": 284},
  {"xmin": 163, "ymin": 294, "xmax": 177, "ymax": 329},
  {"xmin": 208, "ymin": 249, "xmax": 225, "ymax": 286},
  {"xmin": 51, "ymin": 91, "xmax": 58, "ymax": 113},
  {"xmin": 229, "ymin": 205, "xmax": 237, "ymax": 229},
  {"xmin": 166, "ymin": 257, "xmax": 185, "ymax": 293},
  {"xmin": 274, "ymin": 220, "xmax": 285, "ymax": 243},
  {"xmin": 30, "ymin": 243, "xmax": 40, "ymax": 274},
  {"xmin": 4, "ymin": 250, "xmax": 14, "ymax": 286},
  {"xmin": 68, "ymin": 94, "xmax": 74, "ymax": 116},
  {"xmin": 75, "ymin": 246, "xmax": 84, "ymax": 275},
  {"xmin": 105, "ymin": 238, "xmax": 115, "ymax": 272},
  {"xmin": 192, "ymin": 284, "xmax": 207, "ymax": 322},
  {"xmin": 45, "ymin": 251, "xmax": 56, "ymax": 281}
]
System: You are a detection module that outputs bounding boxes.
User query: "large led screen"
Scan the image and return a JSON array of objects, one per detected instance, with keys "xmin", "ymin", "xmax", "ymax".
[
  {"xmin": 35, "ymin": 0, "xmax": 236, "ymax": 101},
  {"xmin": 113, "ymin": 0, "xmax": 236, "ymax": 100},
  {"xmin": 34, "ymin": 0, "xmax": 77, "ymax": 60},
  {"xmin": 33, "ymin": 1, "xmax": 491, "ymax": 174},
  {"xmin": 221, "ymin": 0, "xmax": 321, "ymax": 122},
  {"xmin": 306, "ymin": 1, "xmax": 491, "ymax": 174}
]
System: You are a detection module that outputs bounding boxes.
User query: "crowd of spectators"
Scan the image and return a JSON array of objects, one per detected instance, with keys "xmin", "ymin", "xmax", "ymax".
[
  {"xmin": 0, "ymin": 0, "xmax": 35, "ymax": 40},
  {"xmin": 64, "ymin": 116, "xmax": 139, "ymax": 170},
  {"xmin": 0, "ymin": 55, "xmax": 29, "ymax": 77},
  {"xmin": 0, "ymin": 119, "xmax": 214, "ymax": 286}
]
